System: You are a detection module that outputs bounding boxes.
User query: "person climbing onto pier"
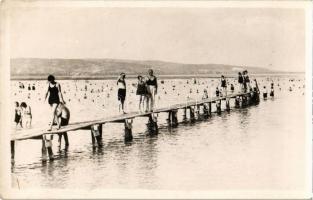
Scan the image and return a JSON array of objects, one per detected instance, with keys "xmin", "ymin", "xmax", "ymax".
[
  {"xmin": 146, "ymin": 69, "xmax": 158, "ymax": 112},
  {"xmin": 136, "ymin": 75, "xmax": 147, "ymax": 112},
  {"xmin": 20, "ymin": 102, "xmax": 32, "ymax": 128},
  {"xmin": 44, "ymin": 75, "xmax": 65, "ymax": 131},
  {"xmin": 117, "ymin": 73, "xmax": 127, "ymax": 114},
  {"xmin": 55, "ymin": 103, "xmax": 70, "ymax": 147}
]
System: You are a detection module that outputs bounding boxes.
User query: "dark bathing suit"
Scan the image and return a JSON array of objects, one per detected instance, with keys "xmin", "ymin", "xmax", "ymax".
[
  {"xmin": 136, "ymin": 82, "xmax": 147, "ymax": 95},
  {"xmin": 117, "ymin": 79, "xmax": 126, "ymax": 102},
  {"xmin": 146, "ymin": 76, "xmax": 157, "ymax": 86},
  {"xmin": 221, "ymin": 79, "xmax": 226, "ymax": 88},
  {"xmin": 48, "ymin": 83, "xmax": 60, "ymax": 105},
  {"xmin": 14, "ymin": 109, "xmax": 21, "ymax": 123}
]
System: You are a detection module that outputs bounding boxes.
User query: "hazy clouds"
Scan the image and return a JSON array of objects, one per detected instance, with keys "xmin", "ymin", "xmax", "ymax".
[{"xmin": 10, "ymin": 6, "xmax": 306, "ymax": 71}]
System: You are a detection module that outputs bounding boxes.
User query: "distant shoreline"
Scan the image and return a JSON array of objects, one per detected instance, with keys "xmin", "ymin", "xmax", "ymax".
[{"xmin": 10, "ymin": 73, "xmax": 304, "ymax": 81}]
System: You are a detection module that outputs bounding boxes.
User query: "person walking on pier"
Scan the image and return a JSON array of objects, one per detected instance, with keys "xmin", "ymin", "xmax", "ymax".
[
  {"xmin": 55, "ymin": 103, "xmax": 70, "ymax": 147},
  {"xmin": 146, "ymin": 69, "xmax": 158, "ymax": 112},
  {"xmin": 117, "ymin": 73, "xmax": 127, "ymax": 114},
  {"xmin": 136, "ymin": 75, "xmax": 147, "ymax": 112},
  {"xmin": 45, "ymin": 75, "xmax": 65, "ymax": 131}
]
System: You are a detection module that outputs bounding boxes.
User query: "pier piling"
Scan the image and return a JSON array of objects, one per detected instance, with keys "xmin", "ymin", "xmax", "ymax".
[{"xmin": 124, "ymin": 119, "xmax": 133, "ymax": 142}]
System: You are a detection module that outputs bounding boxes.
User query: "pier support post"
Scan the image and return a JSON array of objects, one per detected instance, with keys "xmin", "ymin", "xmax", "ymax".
[
  {"xmin": 208, "ymin": 102, "xmax": 212, "ymax": 116},
  {"xmin": 167, "ymin": 111, "xmax": 172, "ymax": 125},
  {"xmin": 203, "ymin": 104, "xmax": 209, "ymax": 117},
  {"xmin": 41, "ymin": 137, "xmax": 47, "ymax": 162},
  {"xmin": 11, "ymin": 140, "xmax": 15, "ymax": 164},
  {"xmin": 124, "ymin": 119, "xmax": 133, "ymax": 142},
  {"xmin": 189, "ymin": 107, "xmax": 195, "ymax": 122},
  {"xmin": 91, "ymin": 124, "xmax": 103, "ymax": 147},
  {"xmin": 226, "ymin": 98, "xmax": 230, "ymax": 112},
  {"xmin": 216, "ymin": 100, "xmax": 222, "ymax": 114},
  {"xmin": 242, "ymin": 96, "xmax": 247, "ymax": 108},
  {"xmin": 171, "ymin": 110, "xmax": 178, "ymax": 127},
  {"xmin": 235, "ymin": 96, "xmax": 240, "ymax": 108},
  {"xmin": 182, "ymin": 108, "xmax": 187, "ymax": 121},
  {"xmin": 147, "ymin": 114, "xmax": 159, "ymax": 134}
]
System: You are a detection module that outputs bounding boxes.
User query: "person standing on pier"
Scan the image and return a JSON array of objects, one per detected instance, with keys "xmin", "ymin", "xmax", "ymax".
[
  {"xmin": 117, "ymin": 73, "xmax": 127, "ymax": 114},
  {"xmin": 44, "ymin": 75, "xmax": 65, "ymax": 131},
  {"xmin": 238, "ymin": 72, "xmax": 244, "ymax": 91},
  {"xmin": 136, "ymin": 75, "xmax": 147, "ymax": 112},
  {"xmin": 220, "ymin": 75, "xmax": 227, "ymax": 97},
  {"xmin": 146, "ymin": 69, "xmax": 158, "ymax": 112},
  {"xmin": 243, "ymin": 70, "xmax": 251, "ymax": 92}
]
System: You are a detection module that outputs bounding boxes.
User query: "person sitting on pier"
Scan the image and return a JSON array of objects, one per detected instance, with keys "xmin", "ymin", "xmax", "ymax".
[
  {"xmin": 117, "ymin": 73, "xmax": 127, "ymax": 114},
  {"xmin": 146, "ymin": 69, "xmax": 158, "ymax": 112},
  {"xmin": 45, "ymin": 75, "xmax": 65, "ymax": 131},
  {"xmin": 20, "ymin": 102, "xmax": 32, "ymax": 128},
  {"xmin": 14, "ymin": 101, "xmax": 22, "ymax": 128},
  {"xmin": 136, "ymin": 75, "xmax": 147, "ymax": 112},
  {"xmin": 55, "ymin": 102, "xmax": 70, "ymax": 147}
]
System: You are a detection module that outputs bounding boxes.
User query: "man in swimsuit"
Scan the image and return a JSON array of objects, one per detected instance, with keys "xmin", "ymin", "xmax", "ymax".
[
  {"xmin": 117, "ymin": 73, "xmax": 127, "ymax": 114},
  {"xmin": 146, "ymin": 69, "xmax": 158, "ymax": 112}
]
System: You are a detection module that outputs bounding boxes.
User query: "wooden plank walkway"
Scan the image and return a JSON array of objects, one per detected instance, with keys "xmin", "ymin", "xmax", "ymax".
[{"xmin": 11, "ymin": 91, "xmax": 249, "ymax": 141}]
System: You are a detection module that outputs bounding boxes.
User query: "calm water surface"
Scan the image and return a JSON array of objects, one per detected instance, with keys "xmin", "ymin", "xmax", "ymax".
[{"xmin": 11, "ymin": 77, "xmax": 306, "ymax": 190}]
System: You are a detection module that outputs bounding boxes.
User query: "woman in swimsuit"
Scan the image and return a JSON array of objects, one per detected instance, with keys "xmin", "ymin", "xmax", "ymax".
[
  {"xmin": 220, "ymin": 75, "xmax": 227, "ymax": 96},
  {"xmin": 44, "ymin": 75, "xmax": 65, "ymax": 131},
  {"xmin": 136, "ymin": 75, "xmax": 147, "ymax": 112},
  {"xmin": 117, "ymin": 73, "xmax": 126, "ymax": 114},
  {"xmin": 146, "ymin": 69, "xmax": 158, "ymax": 112}
]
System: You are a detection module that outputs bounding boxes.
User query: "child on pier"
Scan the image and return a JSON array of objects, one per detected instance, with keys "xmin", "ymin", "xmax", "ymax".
[
  {"xmin": 14, "ymin": 102, "xmax": 22, "ymax": 128},
  {"xmin": 136, "ymin": 76, "xmax": 147, "ymax": 112},
  {"xmin": 20, "ymin": 102, "xmax": 32, "ymax": 128}
]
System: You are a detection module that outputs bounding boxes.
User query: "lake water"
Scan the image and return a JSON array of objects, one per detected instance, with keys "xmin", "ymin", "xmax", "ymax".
[{"xmin": 10, "ymin": 76, "xmax": 306, "ymax": 191}]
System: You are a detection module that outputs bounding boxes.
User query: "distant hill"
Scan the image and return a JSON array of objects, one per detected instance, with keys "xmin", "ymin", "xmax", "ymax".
[{"xmin": 11, "ymin": 58, "xmax": 278, "ymax": 80}]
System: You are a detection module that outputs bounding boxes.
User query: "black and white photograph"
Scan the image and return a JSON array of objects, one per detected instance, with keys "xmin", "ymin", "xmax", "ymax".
[{"xmin": 0, "ymin": 0, "xmax": 312, "ymax": 199}]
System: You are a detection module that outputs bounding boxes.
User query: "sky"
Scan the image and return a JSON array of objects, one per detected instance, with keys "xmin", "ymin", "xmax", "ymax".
[{"xmin": 10, "ymin": 6, "xmax": 306, "ymax": 72}]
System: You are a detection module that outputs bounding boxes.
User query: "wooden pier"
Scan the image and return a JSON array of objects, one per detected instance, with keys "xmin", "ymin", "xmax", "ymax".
[{"xmin": 10, "ymin": 90, "xmax": 260, "ymax": 162}]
